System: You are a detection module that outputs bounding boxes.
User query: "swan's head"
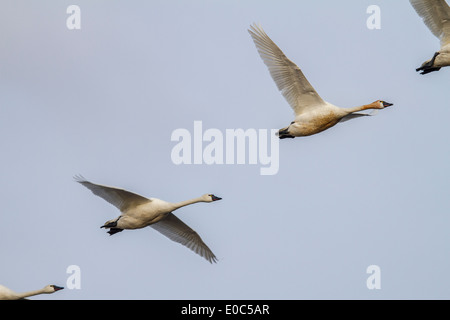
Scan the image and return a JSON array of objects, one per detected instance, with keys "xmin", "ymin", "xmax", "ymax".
[
  {"xmin": 203, "ymin": 194, "xmax": 222, "ymax": 202},
  {"xmin": 376, "ymin": 100, "xmax": 393, "ymax": 109},
  {"xmin": 43, "ymin": 285, "xmax": 64, "ymax": 294}
]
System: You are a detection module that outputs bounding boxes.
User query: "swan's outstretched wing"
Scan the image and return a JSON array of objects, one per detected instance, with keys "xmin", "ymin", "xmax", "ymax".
[
  {"xmin": 339, "ymin": 110, "xmax": 379, "ymax": 123},
  {"xmin": 248, "ymin": 23, "xmax": 326, "ymax": 116},
  {"xmin": 75, "ymin": 175, "xmax": 151, "ymax": 212},
  {"xmin": 410, "ymin": 0, "xmax": 450, "ymax": 46},
  {"xmin": 150, "ymin": 213, "xmax": 217, "ymax": 263},
  {"xmin": 339, "ymin": 113, "xmax": 371, "ymax": 123}
]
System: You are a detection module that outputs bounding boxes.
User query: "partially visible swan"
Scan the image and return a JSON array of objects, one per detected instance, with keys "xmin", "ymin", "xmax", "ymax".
[
  {"xmin": 248, "ymin": 23, "xmax": 393, "ymax": 138},
  {"xmin": 410, "ymin": 0, "xmax": 450, "ymax": 74},
  {"xmin": 0, "ymin": 284, "xmax": 63, "ymax": 300},
  {"xmin": 75, "ymin": 175, "xmax": 221, "ymax": 263}
]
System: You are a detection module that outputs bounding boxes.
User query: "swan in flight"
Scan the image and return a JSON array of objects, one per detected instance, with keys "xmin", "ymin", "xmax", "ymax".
[
  {"xmin": 248, "ymin": 23, "xmax": 393, "ymax": 138},
  {"xmin": 75, "ymin": 175, "xmax": 221, "ymax": 263},
  {"xmin": 410, "ymin": 0, "xmax": 450, "ymax": 74},
  {"xmin": 0, "ymin": 284, "xmax": 63, "ymax": 300}
]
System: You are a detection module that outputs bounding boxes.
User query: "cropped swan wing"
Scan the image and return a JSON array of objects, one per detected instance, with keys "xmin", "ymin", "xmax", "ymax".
[
  {"xmin": 410, "ymin": 0, "xmax": 450, "ymax": 46},
  {"xmin": 248, "ymin": 23, "xmax": 325, "ymax": 116},
  {"xmin": 150, "ymin": 213, "xmax": 217, "ymax": 263},
  {"xmin": 75, "ymin": 175, "xmax": 151, "ymax": 212}
]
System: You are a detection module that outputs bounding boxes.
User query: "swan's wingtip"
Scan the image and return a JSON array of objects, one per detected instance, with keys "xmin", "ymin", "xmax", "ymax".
[
  {"xmin": 248, "ymin": 22, "xmax": 263, "ymax": 33},
  {"xmin": 209, "ymin": 256, "xmax": 218, "ymax": 264},
  {"xmin": 73, "ymin": 174, "xmax": 87, "ymax": 183}
]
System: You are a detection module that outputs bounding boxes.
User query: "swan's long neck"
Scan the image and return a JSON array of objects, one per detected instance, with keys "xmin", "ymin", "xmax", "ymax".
[
  {"xmin": 16, "ymin": 288, "xmax": 47, "ymax": 299},
  {"xmin": 343, "ymin": 103, "xmax": 377, "ymax": 114},
  {"xmin": 171, "ymin": 197, "xmax": 205, "ymax": 211}
]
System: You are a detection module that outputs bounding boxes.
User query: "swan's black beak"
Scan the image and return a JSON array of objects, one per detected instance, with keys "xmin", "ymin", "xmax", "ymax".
[
  {"xmin": 211, "ymin": 195, "xmax": 222, "ymax": 201},
  {"xmin": 382, "ymin": 101, "xmax": 393, "ymax": 108},
  {"xmin": 53, "ymin": 285, "xmax": 64, "ymax": 291}
]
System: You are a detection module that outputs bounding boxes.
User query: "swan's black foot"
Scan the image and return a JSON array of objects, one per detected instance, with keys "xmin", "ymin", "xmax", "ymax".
[
  {"xmin": 101, "ymin": 221, "xmax": 118, "ymax": 228},
  {"xmin": 416, "ymin": 52, "xmax": 440, "ymax": 74},
  {"xmin": 279, "ymin": 134, "xmax": 295, "ymax": 139},
  {"xmin": 107, "ymin": 228, "xmax": 123, "ymax": 236},
  {"xmin": 101, "ymin": 216, "xmax": 122, "ymax": 229},
  {"xmin": 418, "ymin": 67, "xmax": 441, "ymax": 75}
]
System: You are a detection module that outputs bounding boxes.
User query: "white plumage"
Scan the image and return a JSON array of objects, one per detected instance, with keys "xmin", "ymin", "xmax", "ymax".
[
  {"xmin": 410, "ymin": 0, "xmax": 450, "ymax": 74},
  {"xmin": 0, "ymin": 284, "xmax": 63, "ymax": 300},
  {"xmin": 248, "ymin": 23, "xmax": 393, "ymax": 138},
  {"xmin": 75, "ymin": 175, "xmax": 221, "ymax": 263}
]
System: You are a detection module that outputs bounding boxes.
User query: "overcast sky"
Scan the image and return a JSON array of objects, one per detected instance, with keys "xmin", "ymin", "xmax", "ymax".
[{"xmin": 1, "ymin": 0, "xmax": 449, "ymax": 300}]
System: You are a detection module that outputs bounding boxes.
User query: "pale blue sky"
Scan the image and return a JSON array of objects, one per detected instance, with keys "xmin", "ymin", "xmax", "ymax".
[{"xmin": 0, "ymin": 0, "xmax": 449, "ymax": 299}]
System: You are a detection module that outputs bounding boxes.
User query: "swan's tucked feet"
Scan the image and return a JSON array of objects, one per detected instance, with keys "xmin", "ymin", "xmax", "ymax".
[
  {"xmin": 419, "ymin": 66, "xmax": 441, "ymax": 74},
  {"xmin": 107, "ymin": 228, "xmax": 123, "ymax": 236},
  {"xmin": 417, "ymin": 52, "xmax": 441, "ymax": 74},
  {"xmin": 277, "ymin": 127, "xmax": 295, "ymax": 139},
  {"xmin": 277, "ymin": 122, "xmax": 295, "ymax": 139},
  {"xmin": 277, "ymin": 125, "xmax": 295, "ymax": 139},
  {"xmin": 430, "ymin": 51, "xmax": 440, "ymax": 64},
  {"xmin": 279, "ymin": 134, "xmax": 295, "ymax": 139},
  {"xmin": 101, "ymin": 221, "xmax": 117, "ymax": 228},
  {"xmin": 101, "ymin": 217, "xmax": 124, "ymax": 234},
  {"xmin": 101, "ymin": 216, "xmax": 121, "ymax": 229}
]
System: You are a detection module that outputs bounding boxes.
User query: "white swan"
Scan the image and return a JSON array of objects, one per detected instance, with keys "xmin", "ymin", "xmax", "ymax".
[
  {"xmin": 0, "ymin": 284, "xmax": 63, "ymax": 300},
  {"xmin": 75, "ymin": 175, "xmax": 221, "ymax": 263},
  {"xmin": 410, "ymin": 0, "xmax": 450, "ymax": 74},
  {"xmin": 248, "ymin": 23, "xmax": 393, "ymax": 138}
]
